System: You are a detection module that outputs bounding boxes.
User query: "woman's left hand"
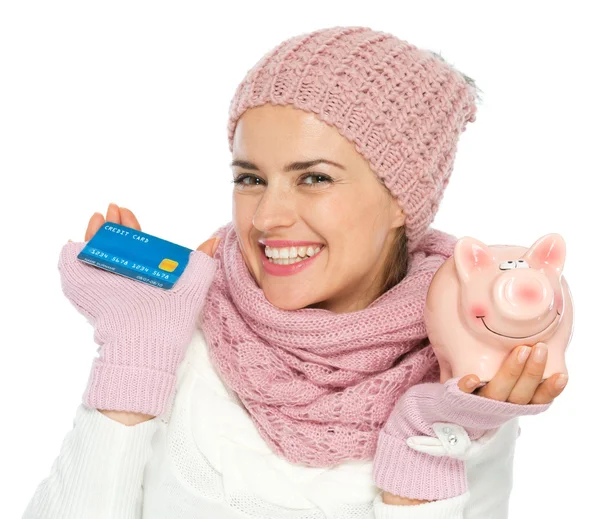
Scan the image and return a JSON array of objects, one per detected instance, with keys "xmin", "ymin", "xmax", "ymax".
[{"xmin": 457, "ymin": 342, "xmax": 568, "ymax": 404}]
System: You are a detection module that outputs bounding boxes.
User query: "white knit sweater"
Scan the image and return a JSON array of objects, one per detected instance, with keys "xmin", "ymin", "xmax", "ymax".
[{"xmin": 23, "ymin": 328, "xmax": 520, "ymax": 519}]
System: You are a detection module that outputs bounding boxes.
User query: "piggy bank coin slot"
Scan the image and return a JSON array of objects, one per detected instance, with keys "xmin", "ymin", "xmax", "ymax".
[{"xmin": 500, "ymin": 259, "xmax": 530, "ymax": 270}]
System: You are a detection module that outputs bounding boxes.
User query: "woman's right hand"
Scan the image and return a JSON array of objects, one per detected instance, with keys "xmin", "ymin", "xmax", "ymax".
[{"xmin": 59, "ymin": 203, "xmax": 221, "ymax": 419}]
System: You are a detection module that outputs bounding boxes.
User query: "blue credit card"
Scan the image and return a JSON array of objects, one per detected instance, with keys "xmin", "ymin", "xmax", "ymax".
[{"xmin": 77, "ymin": 222, "xmax": 194, "ymax": 290}]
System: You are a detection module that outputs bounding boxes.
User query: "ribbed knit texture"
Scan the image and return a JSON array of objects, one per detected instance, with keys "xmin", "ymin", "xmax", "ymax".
[
  {"xmin": 25, "ymin": 349, "xmax": 520, "ymax": 519},
  {"xmin": 199, "ymin": 220, "xmax": 457, "ymax": 467},
  {"xmin": 22, "ymin": 405, "xmax": 157, "ymax": 519},
  {"xmin": 58, "ymin": 241, "xmax": 218, "ymax": 417},
  {"xmin": 226, "ymin": 26, "xmax": 478, "ymax": 253},
  {"xmin": 372, "ymin": 377, "xmax": 551, "ymax": 501}
]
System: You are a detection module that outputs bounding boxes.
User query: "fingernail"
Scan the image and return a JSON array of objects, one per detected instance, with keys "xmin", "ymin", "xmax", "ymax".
[
  {"xmin": 211, "ymin": 237, "xmax": 221, "ymax": 255},
  {"xmin": 466, "ymin": 377, "xmax": 478, "ymax": 389},
  {"xmin": 518, "ymin": 346, "xmax": 532, "ymax": 364},
  {"xmin": 533, "ymin": 343, "xmax": 547, "ymax": 363},
  {"xmin": 555, "ymin": 373, "xmax": 568, "ymax": 390}
]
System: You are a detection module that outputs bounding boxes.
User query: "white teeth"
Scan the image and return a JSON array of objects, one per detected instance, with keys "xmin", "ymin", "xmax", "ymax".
[
  {"xmin": 264, "ymin": 244, "xmax": 324, "ymax": 265},
  {"xmin": 265, "ymin": 244, "xmax": 323, "ymax": 259},
  {"xmin": 270, "ymin": 256, "xmax": 305, "ymax": 265}
]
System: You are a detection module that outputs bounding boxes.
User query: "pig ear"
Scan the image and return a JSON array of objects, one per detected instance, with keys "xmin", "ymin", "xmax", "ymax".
[
  {"xmin": 454, "ymin": 237, "xmax": 495, "ymax": 283},
  {"xmin": 523, "ymin": 233, "xmax": 566, "ymax": 274}
]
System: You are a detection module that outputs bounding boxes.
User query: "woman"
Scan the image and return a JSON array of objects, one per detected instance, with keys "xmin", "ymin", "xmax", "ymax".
[{"xmin": 23, "ymin": 26, "xmax": 566, "ymax": 519}]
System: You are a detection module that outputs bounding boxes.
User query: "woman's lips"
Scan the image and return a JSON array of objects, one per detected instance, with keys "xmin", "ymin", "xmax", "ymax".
[
  {"xmin": 260, "ymin": 245, "xmax": 325, "ymax": 276},
  {"xmin": 259, "ymin": 239, "xmax": 325, "ymax": 248}
]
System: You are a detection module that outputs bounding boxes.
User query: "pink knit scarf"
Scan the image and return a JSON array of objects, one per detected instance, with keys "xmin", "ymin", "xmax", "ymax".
[{"xmin": 198, "ymin": 221, "xmax": 457, "ymax": 467}]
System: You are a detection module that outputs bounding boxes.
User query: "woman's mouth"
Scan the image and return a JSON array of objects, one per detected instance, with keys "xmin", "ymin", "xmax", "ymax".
[
  {"xmin": 264, "ymin": 244, "xmax": 324, "ymax": 265},
  {"xmin": 260, "ymin": 244, "xmax": 326, "ymax": 276}
]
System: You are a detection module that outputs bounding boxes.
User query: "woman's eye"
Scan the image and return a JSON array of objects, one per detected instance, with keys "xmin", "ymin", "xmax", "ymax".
[
  {"xmin": 231, "ymin": 173, "xmax": 333, "ymax": 188},
  {"xmin": 231, "ymin": 174, "xmax": 262, "ymax": 186},
  {"xmin": 300, "ymin": 173, "xmax": 333, "ymax": 187}
]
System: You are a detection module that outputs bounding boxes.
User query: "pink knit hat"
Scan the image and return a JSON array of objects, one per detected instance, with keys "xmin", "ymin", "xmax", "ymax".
[{"xmin": 227, "ymin": 26, "xmax": 479, "ymax": 253}]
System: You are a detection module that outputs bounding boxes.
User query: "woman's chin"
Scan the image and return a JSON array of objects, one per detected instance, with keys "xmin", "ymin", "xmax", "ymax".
[{"xmin": 262, "ymin": 287, "xmax": 322, "ymax": 311}]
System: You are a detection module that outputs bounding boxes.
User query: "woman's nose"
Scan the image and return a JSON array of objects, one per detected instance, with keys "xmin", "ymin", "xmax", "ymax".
[{"xmin": 251, "ymin": 188, "xmax": 297, "ymax": 232}]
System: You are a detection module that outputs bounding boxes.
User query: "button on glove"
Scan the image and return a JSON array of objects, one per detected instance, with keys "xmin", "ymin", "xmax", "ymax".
[{"xmin": 372, "ymin": 377, "xmax": 552, "ymax": 501}]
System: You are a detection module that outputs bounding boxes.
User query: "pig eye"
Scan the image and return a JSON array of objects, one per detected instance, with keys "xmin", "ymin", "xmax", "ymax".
[
  {"xmin": 499, "ymin": 260, "xmax": 516, "ymax": 270},
  {"xmin": 515, "ymin": 259, "xmax": 529, "ymax": 269}
]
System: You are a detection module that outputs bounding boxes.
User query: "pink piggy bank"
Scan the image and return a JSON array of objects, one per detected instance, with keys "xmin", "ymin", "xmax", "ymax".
[{"xmin": 424, "ymin": 233, "xmax": 574, "ymax": 384}]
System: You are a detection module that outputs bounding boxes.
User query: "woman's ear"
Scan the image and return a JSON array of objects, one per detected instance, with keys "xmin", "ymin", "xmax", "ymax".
[{"xmin": 392, "ymin": 199, "xmax": 406, "ymax": 228}]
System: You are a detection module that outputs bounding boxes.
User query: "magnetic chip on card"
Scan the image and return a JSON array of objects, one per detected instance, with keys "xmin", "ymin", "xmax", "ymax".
[{"xmin": 158, "ymin": 258, "xmax": 179, "ymax": 272}]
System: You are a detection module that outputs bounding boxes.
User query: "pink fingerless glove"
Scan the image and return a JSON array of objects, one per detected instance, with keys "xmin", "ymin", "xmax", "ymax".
[
  {"xmin": 372, "ymin": 377, "xmax": 552, "ymax": 501},
  {"xmin": 58, "ymin": 241, "xmax": 218, "ymax": 417}
]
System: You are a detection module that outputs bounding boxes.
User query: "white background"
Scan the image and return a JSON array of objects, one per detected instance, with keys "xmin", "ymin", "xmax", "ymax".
[{"xmin": 2, "ymin": 1, "xmax": 598, "ymax": 517}]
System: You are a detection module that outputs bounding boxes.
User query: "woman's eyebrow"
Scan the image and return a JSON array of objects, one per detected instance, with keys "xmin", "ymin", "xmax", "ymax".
[{"xmin": 230, "ymin": 159, "xmax": 346, "ymax": 172}]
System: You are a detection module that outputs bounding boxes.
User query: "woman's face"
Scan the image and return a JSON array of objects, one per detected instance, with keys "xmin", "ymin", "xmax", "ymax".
[{"xmin": 231, "ymin": 104, "xmax": 405, "ymax": 313}]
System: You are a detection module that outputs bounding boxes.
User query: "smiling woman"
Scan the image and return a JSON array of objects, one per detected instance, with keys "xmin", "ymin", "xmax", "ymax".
[
  {"xmin": 24, "ymin": 25, "xmax": 561, "ymax": 519},
  {"xmin": 228, "ymin": 103, "xmax": 407, "ymax": 313}
]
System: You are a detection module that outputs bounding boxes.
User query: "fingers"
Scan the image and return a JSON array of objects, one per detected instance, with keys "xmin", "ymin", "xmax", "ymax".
[
  {"xmin": 106, "ymin": 202, "xmax": 121, "ymax": 224},
  {"xmin": 507, "ymin": 343, "xmax": 548, "ymax": 404},
  {"xmin": 474, "ymin": 345, "xmax": 532, "ymax": 401},
  {"xmin": 530, "ymin": 372, "xmax": 568, "ymax": 405},
  {"xmin": 197, "ymin": 237, "xmax": 220, "ymax": 257},
  {"xmin": 84, "ymin": 212, "xmax": 105, "ymax": 241},
  {"xmin": 83, "ymin": 203, "xmax": 141, "ymax": 242},
  {"xmin": 457, "ymin": 375, "xmax": 481, "ymax": 394},
  {"xmin": 465, "ymin": 342, "xmax": 568, "ymax": 405},
  {"xmin": 120, "ymin": 207, "xmax": 141, "ymax": 231}
]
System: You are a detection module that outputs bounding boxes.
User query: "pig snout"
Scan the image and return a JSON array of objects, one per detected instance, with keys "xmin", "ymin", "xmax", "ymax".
[{"xmin": 492, "ymin": 270, "xmax": 554, "ymax": 321}]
